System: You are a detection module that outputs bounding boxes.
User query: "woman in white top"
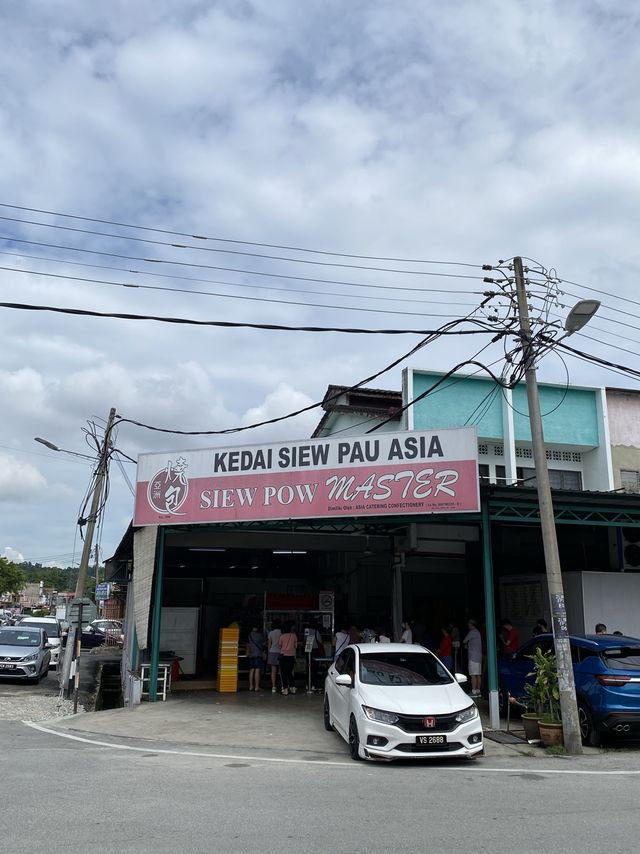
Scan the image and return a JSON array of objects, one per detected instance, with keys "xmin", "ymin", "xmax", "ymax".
[{"xmin": 400, "ymin": 621, "xmax": 413, "ymax": 643}]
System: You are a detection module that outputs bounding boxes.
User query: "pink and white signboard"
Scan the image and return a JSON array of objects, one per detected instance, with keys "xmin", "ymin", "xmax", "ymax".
[{"xmin": 134, "ymin": 428, "xmax": 479, "ymax": 527}]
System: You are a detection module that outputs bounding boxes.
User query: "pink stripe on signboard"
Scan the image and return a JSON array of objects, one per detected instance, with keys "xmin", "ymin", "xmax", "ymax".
[{"xmin": 133, "ymin": 459, "xmax": 479, "ymax": 526}]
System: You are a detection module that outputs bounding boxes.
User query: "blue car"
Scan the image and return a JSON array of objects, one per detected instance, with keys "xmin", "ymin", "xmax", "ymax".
[{"xmin": 497, "ymin": 633, "xmax": 640, "ymax": 746}]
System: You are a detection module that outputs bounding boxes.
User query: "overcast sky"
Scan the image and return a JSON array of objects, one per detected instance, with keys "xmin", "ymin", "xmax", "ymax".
[{"xmin": 1, "ymin": 1, "xmax": 639, "ymax": 569}]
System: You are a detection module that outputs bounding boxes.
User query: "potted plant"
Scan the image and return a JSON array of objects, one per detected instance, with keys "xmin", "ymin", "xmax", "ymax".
[
  {"xmin": 519, "ymin": 679, "xmax": 545, "ymax": 742},
  {"xmin": 528, "ymin": 646, "xmax": 563, "ymax": 747}
]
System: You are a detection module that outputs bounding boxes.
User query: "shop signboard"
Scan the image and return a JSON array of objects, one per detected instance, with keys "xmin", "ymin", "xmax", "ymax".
[{"xmin": 134, "ymin": 427, "xmax": 479, "ymax": 527}]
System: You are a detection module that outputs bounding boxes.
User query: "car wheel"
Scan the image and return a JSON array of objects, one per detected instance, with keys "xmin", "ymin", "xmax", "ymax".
[
  {"xmin": 578, "ymin": 700, "xmax": 601, "ymax": 747},
  {"xmin": 323, "ymin": 695, "xmax": 334, "ymax": 731},
  {"xmin": 30, "ymin": 674, "xmax": 41, "ymax": 685},
  {"xmin": 348, "ymin": 715, "xmax": 363, "ymax": 761},
  {"xmin": 40, "ymin": 667, "xmax": 48, "ymax": 679}
]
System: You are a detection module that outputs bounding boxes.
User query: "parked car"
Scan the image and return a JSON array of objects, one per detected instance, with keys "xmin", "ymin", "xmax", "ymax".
[
  {"xmin": 80, "ymin": 619, "xmax": 123, "ymax": 648},
  {"xmin": 0, "ymin": 626, "xmax": 52, "ymax": 683},
  {"xmin": 324, "ymin": 643, "xmax": 483, "ymax": 761},
  {"xmin": 498, "ymin": 633, "xmax": 640, "ymax": 745},
  {"xmin": 17, "ymin": 617, "xmax": 62, "ymax": 669}
]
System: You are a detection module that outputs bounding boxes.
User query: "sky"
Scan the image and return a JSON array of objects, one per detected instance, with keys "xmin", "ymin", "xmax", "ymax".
[{"xmin": 1, "ymin": 0, "xmax": 640, "ymax": 568}]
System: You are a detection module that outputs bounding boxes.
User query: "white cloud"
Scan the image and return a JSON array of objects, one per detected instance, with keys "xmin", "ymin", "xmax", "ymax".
[
  {"xmin": 0, "ymin": 455, "xmax": 47, "ymax": 502},
  {"xmin": 2, "ymin": 546, "xmax": 24, "ymax": 563},
  {"xmin": 0, "ymin": 0, "xmax": 639, "ymax": 560}
]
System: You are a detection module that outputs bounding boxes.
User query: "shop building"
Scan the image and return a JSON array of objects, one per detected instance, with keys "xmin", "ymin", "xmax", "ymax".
[{"xmin": 107, "ymin": 374, "xmax": 640, "ymax": 727}]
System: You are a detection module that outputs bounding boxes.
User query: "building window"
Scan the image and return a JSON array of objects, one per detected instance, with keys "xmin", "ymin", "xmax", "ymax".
[
  {"xmin": 478, "ymin": 464, "xmax": 490, "ymax": 482},
  {"xmin": 621, "ymin": 470, "xmax": 640, "ymax": 494},
  {"xmin": 517, "ymin": 467, "xmax": 583, "ymax": 490},
  {"xmin": 495, "ymin": 465, "xmax": 507, "ymax": 485}
]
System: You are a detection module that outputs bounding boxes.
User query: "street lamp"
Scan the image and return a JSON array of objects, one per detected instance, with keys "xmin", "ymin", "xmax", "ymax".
[
  {"xmin": 564, "ymin": 300, "xmax": 601, "ymax": 334},
  {"xmin": 513, "ymin": 259, "xmax": 600, "ymax": 755},
  {"xmin": 33, "ymin": 437, "xmax": 95, "ymax": 461}
]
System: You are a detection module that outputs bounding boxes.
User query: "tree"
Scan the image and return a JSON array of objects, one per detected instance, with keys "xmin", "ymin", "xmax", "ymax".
[{"xmin": 0, "ymin": 557, "xmax": 26, "ymax": 598}]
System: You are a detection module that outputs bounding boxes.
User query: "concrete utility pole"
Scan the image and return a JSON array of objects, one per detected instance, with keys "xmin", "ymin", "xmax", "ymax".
[
  {"xmin": 513, "ymin": 257, "xmax": 582, "ymax": 755},
  {"xmin": 75, "ymin": 407, "xmax": 117, "ymax": 598}
]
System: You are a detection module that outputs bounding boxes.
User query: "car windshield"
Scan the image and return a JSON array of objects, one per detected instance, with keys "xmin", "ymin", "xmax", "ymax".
[
  {"xmin": 603, "ymin": 647, "xmax": 640, "ymax": 670},
  {"xmin": 359, "ymin": 652, "xmax": 452, "ymax": 686},
  {"xmin": 20, "ymin": 620, "xmax": 59, "ymax": 637},
  {"xmin": 0, "ymin": 629, "xmax": 41, "ymax": 647}
]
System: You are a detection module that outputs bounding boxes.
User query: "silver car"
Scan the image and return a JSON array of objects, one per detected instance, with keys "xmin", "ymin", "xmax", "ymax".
[{"xmin": 0, "ymin": 626, "xmax": 52, "ymax": 683}]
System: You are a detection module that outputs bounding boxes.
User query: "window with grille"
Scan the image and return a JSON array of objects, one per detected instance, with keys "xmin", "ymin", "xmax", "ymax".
[
  {"xmin": 621, "ymin": 470, "xmax": 640, "ymax": 493},
  {"xmin": 478, "ymin": 464, "xmax": 490, "ymax": 482},
  {"xmin": 516, "ymin": 467, "xmax": 582, "ymax": 490},
  {"xmin": 478, "ymin": 444, "xmax": 488, "ymax": 456}
]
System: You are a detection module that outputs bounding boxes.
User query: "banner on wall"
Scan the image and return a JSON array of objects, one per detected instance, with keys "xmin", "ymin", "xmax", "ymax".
[{"xmin": 133, "ymin": 427, "xmax": 479, "ymax": 527}]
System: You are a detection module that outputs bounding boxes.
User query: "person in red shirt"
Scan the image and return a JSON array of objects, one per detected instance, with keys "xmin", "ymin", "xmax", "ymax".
[{"xmin": 500, "ymin": 618, "xmax": 520, "ymax": 655}]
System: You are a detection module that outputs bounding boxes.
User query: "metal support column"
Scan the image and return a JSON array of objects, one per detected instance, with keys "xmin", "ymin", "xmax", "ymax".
[
  {"xmin": 148, "ymin": 526, "xmax": 166, "ymax": 703},
  {"xmin": 482, "ymin": 498, "xmax": 500, "ymax": 729}
]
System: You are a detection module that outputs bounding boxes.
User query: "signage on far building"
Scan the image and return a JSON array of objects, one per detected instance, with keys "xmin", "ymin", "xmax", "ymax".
[
  {"xmin": 133, "ymin": 428, "xmax": 480, "ymax": 527},
  {"xmin": 95, "ymin": 582, "xmax": 111, "ymax": 601}
]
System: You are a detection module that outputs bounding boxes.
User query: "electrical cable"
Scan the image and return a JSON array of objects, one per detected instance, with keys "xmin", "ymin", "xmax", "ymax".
[
  {"xmin": 115, "ymin": 314, "xmax": 505, "ymax": 436},
  {"xmin": 0, "ymin": 213, "xmax": 489, "ymax": 280},
  {"xmin": 0, "ymin": 300, "xmax": 502, "ymax": 336},
  {"xmin": 0, "ymin": 250, "xmax": 479, "ymax": 308},
  {"xmin": 0, "ymin": 264, "xmax": 479, "ymax": 317},
  {"xmin": 0, "ymin": 201, "xmax": 483, "ymax": 268},
  {"xmin": 0, "ymin": 234, "xmax": 484, "ymax": 294},
  {"xmin": 555, "ymin": 340, "xmax": 640, "ymax": 381},
  {"xmin": 559, "ymin": 276, "xmax": 640, "ymax": 310}
]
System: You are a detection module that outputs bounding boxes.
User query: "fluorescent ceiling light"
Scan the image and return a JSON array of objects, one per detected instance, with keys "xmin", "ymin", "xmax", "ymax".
[
  {"xmin": 273, "ymin": 550, "xmax": 307, "ymax": 555},
  {"xmin": 188, "ymin": 548, "xmax": 226, "ymax": 553}
]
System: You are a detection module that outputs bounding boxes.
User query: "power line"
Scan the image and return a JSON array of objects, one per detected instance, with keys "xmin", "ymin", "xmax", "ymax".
[
  {"xmin": 0, "ymin": 201, "xmax": 482, "ymax": 268},
  {"xmin": 115, "ymin": 316, "xmax": 507, "ymax": 437},
  {"xmin": 0, "ymin": 213, "xmax": 487, "ymax": 280},
  {"xmin": 0, "ymin": 234, "xmax": 483, "ymax": 294},
  {"xmin": 0, "ymin": 264, "xmax": 479, "ymax": 317},
  {"xmin": 0, "ymin": 299, "xmax": 501, "ymax": 335},
  {"xmin": 556, "ymin": 340, "xmax": 640, "ymax": 381},
  {"xmin": 0, "ymin": 250, "xmax": 479, "ymax": 308},
  {"xmin": 559, "ymin": 276, "xmax": 640, "ymax": 311}
]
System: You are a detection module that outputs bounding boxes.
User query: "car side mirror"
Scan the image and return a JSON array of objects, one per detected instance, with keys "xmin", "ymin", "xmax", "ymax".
[
  {"xmin": 454, "ymin": 673, "xmax": 467, "ymax": 684},
  {"xmin": 335, "ymin": 673, "xmax": 353, "ymax": 687}
]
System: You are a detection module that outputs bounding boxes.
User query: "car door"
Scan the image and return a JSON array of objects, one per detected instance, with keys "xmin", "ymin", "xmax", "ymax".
[{"xmin": 331, "ymin": 648, "xmax": 356, "ymax": 737}]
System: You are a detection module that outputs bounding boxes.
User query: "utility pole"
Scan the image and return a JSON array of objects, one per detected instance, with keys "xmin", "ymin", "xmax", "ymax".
[
  {"xmin": 513, "ymin": 257, "xmax": 582, "ymax": 755},
  {"xmin": 62, "ymin": 408, "xmax": 117, "ymax": 702},
  {"xmin": 75, "ymin": 407, "xmax": 117, "ymax": 599}
]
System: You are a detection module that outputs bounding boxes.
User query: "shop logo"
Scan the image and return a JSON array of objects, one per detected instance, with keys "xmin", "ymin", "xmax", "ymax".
[
  {"xmin": 147, "ymin": 457, "xmax": 189, "ymax": 515},
  {"xmin": 423, "ymin": 717, "xmax": 436, "ymax": 728}
]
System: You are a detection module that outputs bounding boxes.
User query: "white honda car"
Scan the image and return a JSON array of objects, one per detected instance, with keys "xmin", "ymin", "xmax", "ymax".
[{"xmin": 324, "ymin": 643, "xmax": 483, "ymax": 761}]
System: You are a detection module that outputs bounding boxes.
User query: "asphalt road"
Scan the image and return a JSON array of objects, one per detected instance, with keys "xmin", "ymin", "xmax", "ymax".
[{"xmin": 4, "ymin": 720, "xmax": 640, "ymax": 854}]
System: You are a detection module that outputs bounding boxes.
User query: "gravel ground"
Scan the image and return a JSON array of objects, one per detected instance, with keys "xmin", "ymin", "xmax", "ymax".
[{"xmin": 0, "ymin": 684, "xmax": 78, "ymax": 721}]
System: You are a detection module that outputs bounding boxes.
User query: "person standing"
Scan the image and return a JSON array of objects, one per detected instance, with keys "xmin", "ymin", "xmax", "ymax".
[
  {"xmin": 438, "ymin": 626, "xmax": 453, "ymax": 672},
  {"xmin": 334, "ymin": 623, "xmax": 350, "ymax": 660},
  {"xmin": 500, "ymin": 618, "xmax": 520, "ymax": 656},
  {"xmin": 278, "ymin": 623, "xmax": 298, "ymax": 695},
  {"xmin": 532, "ymin": 618, "xmax": 548, "ymax": 636},
  {"xmin": 463, "ymin": 619, "xmax": 482, "ymax": 697},
  {"xmin": 267, "ymin": 620, "xmax": 282, "ymax": 693},
  {"xmin": 400, "ymin": 621, "xmax": 413, "ymax": 644},
  {"xmin": 247, "ymin": 625, "xmax": 265, "ymax": 692},
  {"xmin": 595, "ymin": 623, "xmax": 608, "ymax": 635}
]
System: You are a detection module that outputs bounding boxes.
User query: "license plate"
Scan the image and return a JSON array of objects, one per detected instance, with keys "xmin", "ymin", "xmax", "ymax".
[
  {"xmin": 0, "ymin": 663, "xmax": 16, "ymax": 670},
  {"xmin": 417, "ymin": 735, "xmax": 445, "ymax": 745}
]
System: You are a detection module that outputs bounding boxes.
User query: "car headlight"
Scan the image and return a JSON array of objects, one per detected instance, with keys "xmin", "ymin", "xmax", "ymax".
[
  {"xmin": 21, "ymin": 652, "xmax": 39, "ymax": 662},
  {"xmin": 455, "ymin": 704, "xmax": 479, "ymax": 723},
  {"xmin": 362, "ymin": 706, "xmax": 400, "ymax": 725}
]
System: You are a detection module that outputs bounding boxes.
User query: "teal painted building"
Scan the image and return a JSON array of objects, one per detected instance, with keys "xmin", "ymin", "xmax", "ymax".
[{"xmin": 404, "ymin": 369, "xmax": 613, "ymax": 491}]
